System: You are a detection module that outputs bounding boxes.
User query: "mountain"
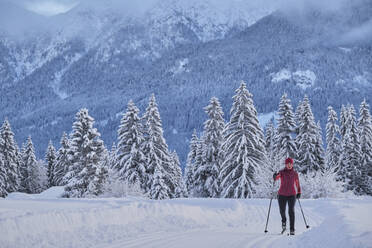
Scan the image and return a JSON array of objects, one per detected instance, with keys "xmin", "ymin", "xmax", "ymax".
[{"xmin": 0, "ymin": 0, "xmax": 371, "ymax": 167}]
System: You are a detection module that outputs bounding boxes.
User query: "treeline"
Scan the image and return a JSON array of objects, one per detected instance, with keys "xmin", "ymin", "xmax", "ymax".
[
  {"xmin": 0, "ymin": 94, "xmax": 186, "ymax": 199},
  {"xmin": 185, "ymin": 82, "xmax": 372, "ymax": 198},
  {"xmin": 0, "ymin": 82, "xmax": 371, "ymax": 199}
]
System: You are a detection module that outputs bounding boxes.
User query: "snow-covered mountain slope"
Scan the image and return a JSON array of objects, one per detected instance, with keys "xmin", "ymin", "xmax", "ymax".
[
  {"xmin": 0, "ymin": 0, "xmax": 278, "ymax": 158},
  {"xmin": 0, "ymin": 189, "xmax": 371, "ymax": 248},
  {"xmin": 0, "ymin": 0, "xmax": 371, "ymax": 167},
  {"xmin": 1, "ymin": 0, "xmax": 275, "ymax": 81}
]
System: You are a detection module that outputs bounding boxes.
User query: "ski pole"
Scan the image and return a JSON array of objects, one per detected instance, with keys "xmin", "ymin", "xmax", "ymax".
[
  {"xmin": 264, "ymin": 180, "xmax": 276, "ymax": 233},
  {"xmin": 297, "ymin": 198, "xmax": 310, "ymax": 229}
]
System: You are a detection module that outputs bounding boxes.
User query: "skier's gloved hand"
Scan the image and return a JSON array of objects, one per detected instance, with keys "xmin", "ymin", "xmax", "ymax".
[
  {"xmin": 273, "ymin": 172, "xmax": 278, "ymax": 181},
  {"xmin": 296, "ymin": 193, "xmax": 301, "ymax": 199}
]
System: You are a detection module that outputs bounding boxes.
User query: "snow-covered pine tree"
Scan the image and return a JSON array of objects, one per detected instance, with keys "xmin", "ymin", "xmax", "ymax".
[
  {"xmin": 326, "ymin": 106, "xmax": 341, "ymax": 171},
  {"xmin": 192, "ymin": 138, "xmax": 208, "ymax": 197},
  {"xmin": 115, "ymin": 100, "xmax": 147, "ymax": 192},
  {"xmin": 22, "ymin": 136, "xmax": 42, "ymax": 193},
  {"xmin": 142, "ymin": 94, "xmax": 174, "ymax": 198},
  {"xmin": 295, "ymin": 96, "xmax": 320, "ymax": 174},
  {"xmin": 347, "ymin": 105, "xmax": 363, "ymax": 194},
  {"xmin": 315, "ymin": 121, "xmax": 326, "ymax": 171},
  {"xmin": 88, "ymin": 162, "xmax": 109, "ymax": 197},
  {"xmin": 251, "ymin": 118, "xmax": 279, "ymax": 198},
  {"xmin": 54, "ymin": 132, "xmax": 71, "ymax": 186},
  {"xmin": 170, "ymin": 151, "xmax": 187, "ymax": 198},
  {"xmin": 18, "ymin": 142, "xmax": 27, "ymax": 192},
  {"xmin": 294, "ymin": 99, "xmax": 304, "ymax": 136},
  {"xmin": 340, "ymin": 105, "xmax": 348, "ymax": 138},
  {"xmin": 338, "ymin": 105, "xmax": 362, "ymax": 194},
  {"xmin": 219, "ymin": 81, "xmax": 267, "ymax": 198},
  {"xmin": 0, "ymin": 154, "xmax": 7, "ymax": 197},
  {"xmin": 108, "ymin": 143, "xmax": 118, "ymax": 170},
  {"xmin": 184, "ymin": 129, "xmax": 198, "ymax": 196},
  {"xmin": 275, "ymin": 93, "xmax": 297, "ymax": 162},
  {"xmin": 0, "ymin": 119, "xmax": 20, "ymax": 193},
  {"xmin": 36, "ymin": 159, "xmax": 48, "ymax": 192},
  {"xmin": 358, "ymin": 99, "xmax": 372, "ymax": 195},
  {"xmin": 265, "ymin": 119, "xmax": 280, "ymax": 172},
  {"xmin": 199, "ymin": 97, "xmax": 225, "ymax": 197},
  {"xmin": 150, "ymin": 166, "xmax": 170, "ymax": 200},
  {"xmin": 45, "ymin": 141, "xmax": 57, "ymax": 188},
  {"xmin": 63, "ymin": 109, "xmax": 105, "ymax": 198}
]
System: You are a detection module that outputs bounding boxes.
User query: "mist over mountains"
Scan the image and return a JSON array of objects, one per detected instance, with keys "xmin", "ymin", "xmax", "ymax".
[{"xmin": 0, "ymin": 0, "xmax": 371, "ymax": 167}]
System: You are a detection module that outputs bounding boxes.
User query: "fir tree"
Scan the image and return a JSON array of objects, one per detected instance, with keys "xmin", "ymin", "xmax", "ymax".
[
  {"xmin": 338, "ymin": 105, "xmax": 351, "ymax": 187},
  {"xmin": 325, "ymin": 106, "xmax": 341, "ymax": 171},
  {"xmin": 142, "ymin": 94, "xmax": 174, "ymax": 197},
  {"xmin": 88, "ymin": 163, "xmax": 109, "ymax": 197},
  {"xmin": 0, "ymin": 154, "xmax": 7, "ymax": 197},
  {"xmin": 338, "ymin": 105, "xmax": 362, "ymax": 194},
  {"xmin": 295, "ymin": 96, "xmax": 321, "ymax": 174},
  {"xmin": 295, "ymin": 99, "xmax": 304, "ymax": 136},
  {"xmin": 54, "ymin": 132, "xmax": 71, "ymax": 186},
  {"xmin": 45, "ymin": 141, "xmax": 57, "ymax": 187},
  {"xmin": 192, "ymin": 139, "xmax": 207, "ymax": 197},
  {"xmin": 109, "ymin": 142, "xmax": 118, "ymax": 169},
  {"xmin": 219, "ymin": 82, "xmax": 267, "ymax": 198},
  {"xmin": 0, "ymin": 119, "xmax": 20, "ymax": 193},
  {"xmin": 275, "ymin": 93, "xmax": 297, "ymax": 162},
  {"xmin": 265, "ymin": 119, "xmax": 280, "ymax": 172},
  {"xmin": 170, "ymin": 151, "xmax": 186, "ymax": 198},
  {"xmin": 18, "ymin": 142, "xmax": 27, "ymax": 192},
  {"xmin": 338, "ymin": 128, "xmax": 355, "ymax": 191},
  {"xmin": 340, "ymin": 105, "xmax": 348, "ymax": 138},
  {"xmin": 347, "ymin": 105, "xmax": 362, "ymax": 194},
  {"xmin": 358, "ymin": 99, "xmax": 372, "ymax": 195},
  {"xmin": 315, "ymin": 121, "xmax": 326, "ymax": 171},
  {"xmin": 64, "ymin": 109, "xmax": 105, "ymax": 198},
  {"xmin": 22, "ymin": 137, "xmax": 41, "ymax": 193},
  {"xmin": 184, "ymin": 130, "xmax": 198, "ymax": 196},
  {"xmin": 150, "ymin": 167, "xmax": 170, "ymax": 200},
  {"xmin": 115, "ymin": 100, "xmax": 147, "ymax": 191},
  {"xmin": 201, "ymin": 97, "xmax": 225, "ymax": 198}
]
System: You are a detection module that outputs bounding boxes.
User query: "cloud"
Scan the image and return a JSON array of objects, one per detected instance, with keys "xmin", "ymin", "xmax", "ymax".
[
  {"xmin": 339, "ymin": 18, "xmax": 372, "ymax": 44},
  {"xmin": 9, "ymin": 0, "xmax": 78, "ymax": 16},
  {"xmin": 279, "ymin": 0, "xmax": 349, "ymax": 13},
  {"xmin": 24, "ymin": 1, "xmax": 77, "ymax": 16}
]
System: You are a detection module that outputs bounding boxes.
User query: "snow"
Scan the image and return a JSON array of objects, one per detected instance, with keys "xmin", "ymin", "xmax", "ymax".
[
  {"xmin": 271, "ymin": 69, "xmax": 292, "ymax": 83},
  {"xmin": 353, "ymin": 75, "xmax": 370, "ymax": 87},
  {"xmin": 171, "ymin": 58, "xmax": 190, "ymax": 74},
  {"xmin": 1, "ymin": 188, "xmax": 371, "ymax": 248},
  {"xmin": 6, "ymin": 186, "xmax": 65, "ymax": 199},
  {"xmin": 292, "ymin": 70, "xmax": 316, "ymax": 89},
  {"xmin": 258, "ymin": 112, "xmax": 276, "ymax": 128},
  {"xmin": 271, "ymin": 69, "xmax": 316, "ymax": 89},
  {"xmin": 338, "ymin": 47, "xmax": 352, "ymax": 53}
]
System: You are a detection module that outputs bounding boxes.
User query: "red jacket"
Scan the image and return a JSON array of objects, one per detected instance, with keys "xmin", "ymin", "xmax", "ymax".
[{"xmin": 274, "ymin": 168, "xmax": 301, "ymax": 196}]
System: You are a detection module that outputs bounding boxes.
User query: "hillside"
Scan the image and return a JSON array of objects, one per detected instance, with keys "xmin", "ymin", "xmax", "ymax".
[{"xmin": 0, "ymin": 0, "xmax": 371, "ymax": 166}]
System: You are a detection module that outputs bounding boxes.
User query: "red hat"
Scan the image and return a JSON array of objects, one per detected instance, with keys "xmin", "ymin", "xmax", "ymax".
[{"xmin": 285, "ymin": 157, "xmax": 293, "ymax": 164}]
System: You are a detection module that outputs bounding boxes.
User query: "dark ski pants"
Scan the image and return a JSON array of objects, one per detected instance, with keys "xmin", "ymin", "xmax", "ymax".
[{"xmin": 278, "ymin": 195, "xmax": 296, "ymax": 231}]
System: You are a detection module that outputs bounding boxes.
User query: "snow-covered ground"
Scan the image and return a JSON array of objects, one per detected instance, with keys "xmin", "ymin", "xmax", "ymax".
[{"xmin": 0, "ymin": 187, "xmax": 371, "ymax": 248}]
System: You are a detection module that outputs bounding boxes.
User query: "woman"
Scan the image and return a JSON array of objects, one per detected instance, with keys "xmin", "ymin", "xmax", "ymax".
[{"xmin": 273, "ymin": 157, "xmax": 301, "ymax": 235}]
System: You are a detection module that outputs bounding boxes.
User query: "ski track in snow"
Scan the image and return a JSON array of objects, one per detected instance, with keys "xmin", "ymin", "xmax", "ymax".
[{"xmin": 0, "ymin": 191, "xmax": 371, "ymax": 248}]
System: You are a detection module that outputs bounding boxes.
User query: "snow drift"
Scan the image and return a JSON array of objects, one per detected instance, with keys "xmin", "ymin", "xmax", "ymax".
[{"xmin": 0, "ymin": 188, "xmax": 371, "ymax": 248}]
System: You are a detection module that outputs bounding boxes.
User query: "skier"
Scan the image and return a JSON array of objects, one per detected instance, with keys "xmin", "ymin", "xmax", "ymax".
[{"xmin": 273, "ymin": 157, "xmax": 301, "ymax": 235}]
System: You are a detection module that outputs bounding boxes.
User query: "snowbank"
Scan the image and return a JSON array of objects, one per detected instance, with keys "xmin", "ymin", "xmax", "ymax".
[
  {"xmin": 6, "ymin": 186, "xmax": 65, "ymax": 199},
  {"xmin": 0, "ymin": 193, "xmax": 371, "ymax": 248}
]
